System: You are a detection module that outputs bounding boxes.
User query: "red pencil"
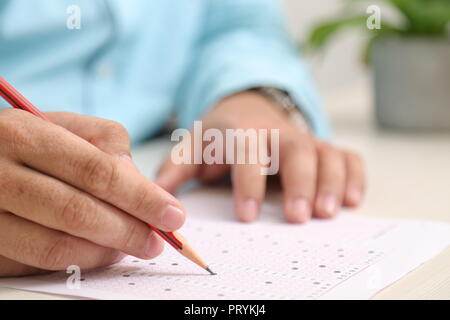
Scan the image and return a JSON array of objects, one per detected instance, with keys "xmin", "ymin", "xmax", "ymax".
[{"xmin": 0, "ymin": 76, "xmax": 214, "ymax": 275}]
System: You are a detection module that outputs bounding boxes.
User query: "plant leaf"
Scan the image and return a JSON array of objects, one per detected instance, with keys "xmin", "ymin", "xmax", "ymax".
[
  {"xmin": 384, "ymin": 0, "xmax": 450, "ymax": 35},
  {"xmin": 305, "ymin": 15, "xmax": 369, "ymax": 51},
  {"xmin": 304, "ymin": 14, "xmax": 402, "ymax": 53}
]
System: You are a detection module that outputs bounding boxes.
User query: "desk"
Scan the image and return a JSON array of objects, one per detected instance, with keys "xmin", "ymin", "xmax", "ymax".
[{"xmin": 1, "ymin": 83, "xmax": 449, "ymax": 299}]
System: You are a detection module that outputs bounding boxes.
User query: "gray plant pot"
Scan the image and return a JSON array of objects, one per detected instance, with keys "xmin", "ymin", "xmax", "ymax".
[{"xmin": 372, "ymin": 36, "xmax": 450, "ymax": 130}]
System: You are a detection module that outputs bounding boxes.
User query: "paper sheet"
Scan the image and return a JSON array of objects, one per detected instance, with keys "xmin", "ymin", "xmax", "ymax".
[{"xmin": 1, "ymin": 189, "xmax": 449, "ymax": 300}]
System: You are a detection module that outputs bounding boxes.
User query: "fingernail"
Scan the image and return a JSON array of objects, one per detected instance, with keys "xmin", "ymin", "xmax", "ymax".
[
  {"xmin": 287, "ymin": 198, "xmax": 311, "ymax": 223},
  {"xmin": 160, "ymin": 205, "xmax": 185, "ymax": 230},
  {"xmin": 318, "ymin": 194, "xmax": 338, "ymax": 217},
  {"xmin": 237, "ymin": 199, "xmax": 258, "ymax": 222}
]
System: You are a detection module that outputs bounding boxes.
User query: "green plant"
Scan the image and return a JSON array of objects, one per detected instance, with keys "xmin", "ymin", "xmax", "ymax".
[{"xmin": 305, "ymin": 0, "xmax": 450, "ymax": 63}]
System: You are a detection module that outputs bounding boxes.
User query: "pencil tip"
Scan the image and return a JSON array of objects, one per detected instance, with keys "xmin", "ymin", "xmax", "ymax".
[{"xmin": 205, "ymin": 266, "xmax": 216, "ymax": 275}]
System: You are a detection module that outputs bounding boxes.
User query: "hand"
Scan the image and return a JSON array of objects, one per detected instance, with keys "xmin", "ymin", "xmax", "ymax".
[
  {"xmin": 156, "ymin": 91, "xmax": 366, "ymax": 223},
  {"xmin": 0, "ymin": 110, "xmax": 186, "ymax": 277}
]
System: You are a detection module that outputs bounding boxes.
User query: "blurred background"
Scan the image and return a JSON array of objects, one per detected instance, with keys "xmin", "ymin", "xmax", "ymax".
[
  {"xmin": 282, "ymin": 0, "xmax": 368, "ymax": 99},
  {"xmin": 282, "ymin": 0, "xmax": 450, "ymax": 132}
]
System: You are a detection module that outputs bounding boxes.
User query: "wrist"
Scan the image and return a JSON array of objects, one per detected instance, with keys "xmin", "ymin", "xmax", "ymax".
[{"xmin": 250, "ymin": 87, "xmax": 310, "ymax": 132}]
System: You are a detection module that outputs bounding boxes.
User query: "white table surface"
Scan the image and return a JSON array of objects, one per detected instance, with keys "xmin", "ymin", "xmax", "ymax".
[{"xmin": 1, "ymin": 83, "xmax": 449, "ymax": 300}]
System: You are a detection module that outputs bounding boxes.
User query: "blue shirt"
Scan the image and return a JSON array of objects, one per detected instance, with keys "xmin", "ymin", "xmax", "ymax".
[{"xmin": 0, "ymin": 0, "xmax": 329, "ymax": 143}]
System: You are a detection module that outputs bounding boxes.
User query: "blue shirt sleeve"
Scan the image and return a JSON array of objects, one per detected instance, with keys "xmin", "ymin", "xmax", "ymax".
[{"xmin": 174, "ymin": 0, "xmax": 331, "ymax": 140}]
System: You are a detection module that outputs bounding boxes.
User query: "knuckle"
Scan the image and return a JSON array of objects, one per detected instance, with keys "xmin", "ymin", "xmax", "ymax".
[
  {"xmin": 346, "ymin": 150, "xmax": 364, "ymax": 166},
  {"xmin": 0, "ymin": 165, "xmax": 13, "ymax": 195},
  {"xmin": 319, "ymin": 145, "xmax": 345, "ymax": 167},
  {"xmin": 13, "ymin": 230, "xmax": 36, "ymax": 262},
  {"xmin": 0, "ymin": 107, "xmax": 22, "ymax": 120},
  {"xmin": 282, "ymin": 135, "xmax": 314, "ymax": 154},
  {"xmin": 0, "ymin": 109, "xmax": 13, "ymax": 130},
  {"xmin": 133, "ymin": 183, "xmax": 161, "ymax": 215},
  {"xmin": 59, "ymin": 194, "xmax": 99, "ymax": 233},
  {"xmin": 321, "ymin": 169, "xmax": 345, "ymax": 186},
  {"xmin": 101, "ymin": 120, "xmax": 130, "ymax": 141},
  {"xmin": 285, "ymin": 169, "xmax": 316, "ymax": 193},
  {"xmin": 100, "ymin": 249, "xmax": 125, "ymax": 267},
  {"xmin": 281, "ymin": 139, "xmax": 316, "ymax": 164},
  {"xmin": 38, "ymin": 236, "xmax": 72, "ymax": 270},
  {"xmin": 0, "ymin": 109, "xmax": 27, "ymax": 146},
  {"xmin": 345, "ymin": 151, "xmax": 366, "ymax": 185},
  {"xmin": 120, "ymin": 222, "xmax": 141, "ymax": 253},
  {"xmin": 300, "ymin": 166, "xmax": 317, "ymax": 181},
  {"xmin": 281, "ymin": 138, "xmax": 299, "ymax": 155},
  {"xmin": 318, "ymin": 142, "xmax": 336, "ymax": 155},
  {"xmin": 81, "ymin": 155, "xmax": 119, "ymax": 197}
]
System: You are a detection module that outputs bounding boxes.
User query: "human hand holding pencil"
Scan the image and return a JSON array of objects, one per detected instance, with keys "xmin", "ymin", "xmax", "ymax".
[{"xmin": 0, "ymin": 77, "xmax": 203, "ymax": 277}]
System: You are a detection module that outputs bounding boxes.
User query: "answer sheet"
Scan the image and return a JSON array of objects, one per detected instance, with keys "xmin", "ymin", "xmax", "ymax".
[{"xmin": 1, "ymin": 189, "xmax": 449, "ymax": 299}]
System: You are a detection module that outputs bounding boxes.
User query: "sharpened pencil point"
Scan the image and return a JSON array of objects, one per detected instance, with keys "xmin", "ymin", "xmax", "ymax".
[{"xmin": 206, "ymin": 266, "xmax": 216, "ymax": 275}]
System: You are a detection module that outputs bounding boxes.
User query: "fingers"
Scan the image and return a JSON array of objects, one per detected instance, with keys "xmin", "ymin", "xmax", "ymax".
[
  {"xmin": 280, "ymin": 133, "xmax": 364, "ymax": 222},
  {"xmin": 0, "ymin": 109, "xmax": 185, "ymax": 232},
  {"xmin": 231, "ymin": 163, "xmax": 266, "ymax": 222},
  {"xmin": 47, "ymin": 112, "xmax": 137, "ymax": 171},
  {"xmin": 280, "ymin": 135, "xmax": 317, "ymax": 223},
  {"xmin": 0, "ymin": 212, "xmax": 125, "ymax": 271},
  {"xmin": 343, "ymin": 151, "xmax": 366, "ymax": 207},
  {"xmin": 0, "ymin": 255, "xmax": 47, "ymax": 277},
  {"xmin": 314, "ymin": 142, "xmax": 346, "ymax": 218},
  {"xmin": 45, "ymin": 112, "xmax": 132, "ymax": 158},
  {"xmin": 0, "ymin": 162, "xmax": 164, "ymax": 260}
]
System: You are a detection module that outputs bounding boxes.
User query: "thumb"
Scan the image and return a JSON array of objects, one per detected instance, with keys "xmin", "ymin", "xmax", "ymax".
[{"xmin": 156, "ymin": 155, "xmax": 199, "ymax": 194}]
